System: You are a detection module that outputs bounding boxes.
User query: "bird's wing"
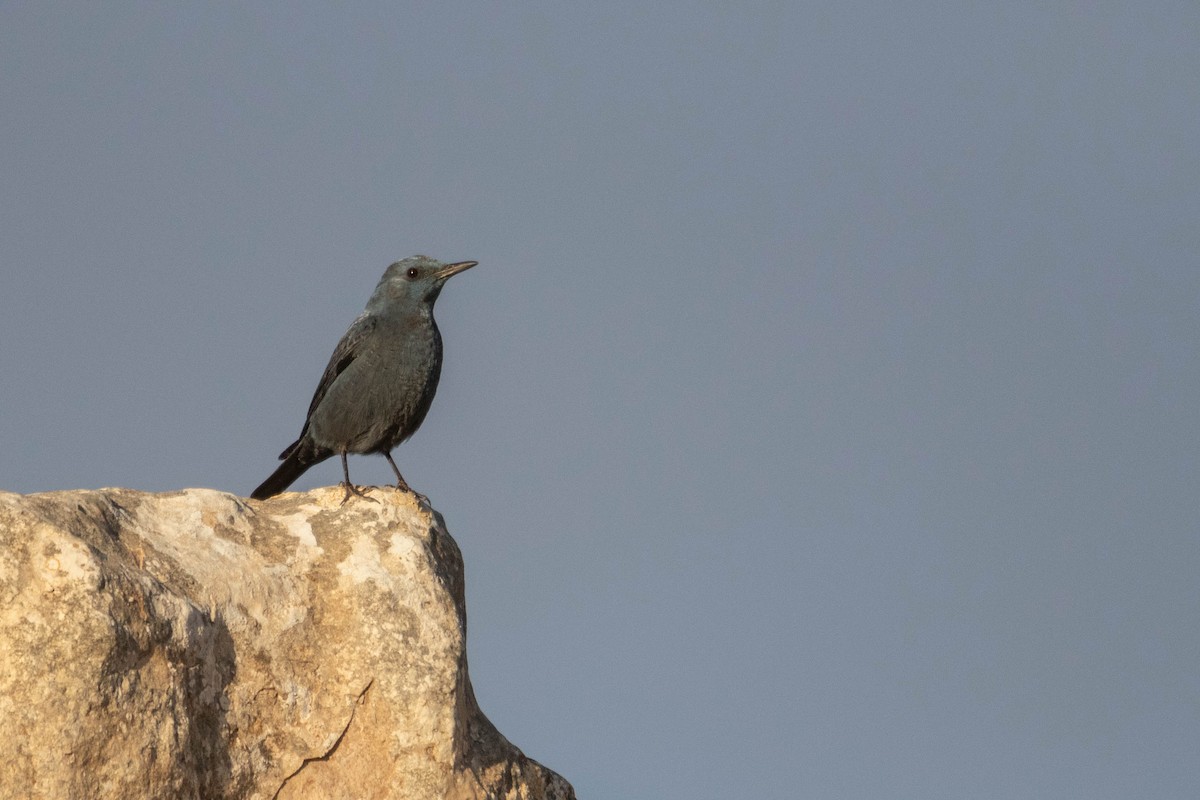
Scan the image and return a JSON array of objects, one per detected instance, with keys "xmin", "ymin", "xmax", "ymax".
[{"xmin": 302, "ymin": 312, "xmax": 379, "ymax": 425}]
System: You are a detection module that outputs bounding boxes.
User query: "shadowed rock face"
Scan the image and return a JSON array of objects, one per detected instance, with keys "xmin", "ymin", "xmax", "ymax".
[{"xmin": 0, "ymin": 487, "xmax": 573, "ymax": 800}]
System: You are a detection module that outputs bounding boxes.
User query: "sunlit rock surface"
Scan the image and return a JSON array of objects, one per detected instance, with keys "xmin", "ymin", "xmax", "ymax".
[{"xmin": 0, "ymin": 487, "xmax": 573, "ymax": 800}]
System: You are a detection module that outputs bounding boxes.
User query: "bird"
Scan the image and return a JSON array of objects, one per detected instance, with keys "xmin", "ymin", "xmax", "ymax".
[{"xmin": 251, "ymin": 255, "xmax": 477, "ymax": 503}]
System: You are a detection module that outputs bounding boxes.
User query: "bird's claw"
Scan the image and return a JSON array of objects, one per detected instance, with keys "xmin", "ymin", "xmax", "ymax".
[
  {"xmin": 393, "ymin": 479, "xmax": 428, "ymax": 505},
  {"xmin": 339, "ymin": 482, "xmax": 380, "ymax": 505}
]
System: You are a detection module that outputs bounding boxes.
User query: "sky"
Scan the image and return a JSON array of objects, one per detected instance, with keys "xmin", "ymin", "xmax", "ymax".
[{"xmin": 2, "ymin": 4, "xmax": 1198, "ymax": 797}]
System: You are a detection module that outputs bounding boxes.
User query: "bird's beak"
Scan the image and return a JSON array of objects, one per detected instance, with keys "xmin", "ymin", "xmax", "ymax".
[{"xmin": 435, "ymin": 260, "xmax": 478, "ymax": 280}]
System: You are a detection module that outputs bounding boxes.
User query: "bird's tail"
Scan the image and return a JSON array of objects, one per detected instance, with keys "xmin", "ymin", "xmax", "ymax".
[{"xmin": 250, "ymin": 444, "xmax": 326, "ymax": 500}]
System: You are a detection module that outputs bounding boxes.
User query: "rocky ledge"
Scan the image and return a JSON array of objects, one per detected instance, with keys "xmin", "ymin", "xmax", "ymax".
[{"xmin": 0, "ymin": 487, "xmax": 573, "ymax": 800}]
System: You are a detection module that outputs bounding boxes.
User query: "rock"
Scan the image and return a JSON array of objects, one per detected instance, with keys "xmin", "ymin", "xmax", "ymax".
[{"xmin": 0, "ymin": 487, "xmax": 574, "ymax": 800}]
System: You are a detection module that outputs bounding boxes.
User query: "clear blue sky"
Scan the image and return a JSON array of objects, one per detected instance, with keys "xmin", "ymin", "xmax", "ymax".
[{"xmin": 2, "ymin": 4, "xmax": 1198, "ymax": 797}]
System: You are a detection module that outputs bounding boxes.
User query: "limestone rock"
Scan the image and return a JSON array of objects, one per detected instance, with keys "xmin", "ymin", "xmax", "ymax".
[{"xmin": 0, "ymin": 487, "xmax": 573, "ymax": 800}]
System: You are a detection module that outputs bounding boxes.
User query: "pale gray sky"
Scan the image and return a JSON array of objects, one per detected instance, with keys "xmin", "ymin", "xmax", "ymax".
[{"xmin": 2, "ymin": 4, "xmax": 1198, "ymax": 797}]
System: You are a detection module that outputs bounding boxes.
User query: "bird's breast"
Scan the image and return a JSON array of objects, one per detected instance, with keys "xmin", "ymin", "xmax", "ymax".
[{"xmin": 307, "ymin": 317, "xmax": 443, "ymax": 454}]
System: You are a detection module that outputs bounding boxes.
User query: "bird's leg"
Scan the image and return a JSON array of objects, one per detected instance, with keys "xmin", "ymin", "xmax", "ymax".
[
  {"xmin": 384, "ymin": 451, "xmax": 427, "ymax": 503},
  {"xmin": 339, "ymin": 451, "xmax": 378, "ymax": 505},
  {"xmin": 383, "ymin": 451, "xmax": 412, "ymax": 492}
]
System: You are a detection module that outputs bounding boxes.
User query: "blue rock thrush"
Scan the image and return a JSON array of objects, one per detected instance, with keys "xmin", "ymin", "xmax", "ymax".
[{"xmin": 251, "ymin": 255, "xmax": 477, "ymax": 502}]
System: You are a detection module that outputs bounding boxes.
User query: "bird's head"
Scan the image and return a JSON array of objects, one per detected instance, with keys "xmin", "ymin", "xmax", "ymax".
[{"xmin": 368, "ymin": 255, "xmax": 477, "ymax": 311}]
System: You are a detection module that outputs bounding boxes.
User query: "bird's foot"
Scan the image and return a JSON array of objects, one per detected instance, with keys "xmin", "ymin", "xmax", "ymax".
[
  {"xmin": 393, "ymin": 479, "xmax": 429, "ymax": 505},
  {"xmin": 339, "ymin": 482, "xmax": 379, "ymax": 505}
]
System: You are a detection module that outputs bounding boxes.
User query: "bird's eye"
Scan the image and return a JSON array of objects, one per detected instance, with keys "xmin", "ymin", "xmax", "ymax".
[{"xmin": 406, "ymin": 267, "xmax": 419, "ymax": 278}]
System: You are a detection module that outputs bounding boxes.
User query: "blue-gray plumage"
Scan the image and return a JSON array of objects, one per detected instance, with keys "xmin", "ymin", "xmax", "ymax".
[{"xmin": 251, "ymin": 255, "xmax": 476, "ymax": 502}]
